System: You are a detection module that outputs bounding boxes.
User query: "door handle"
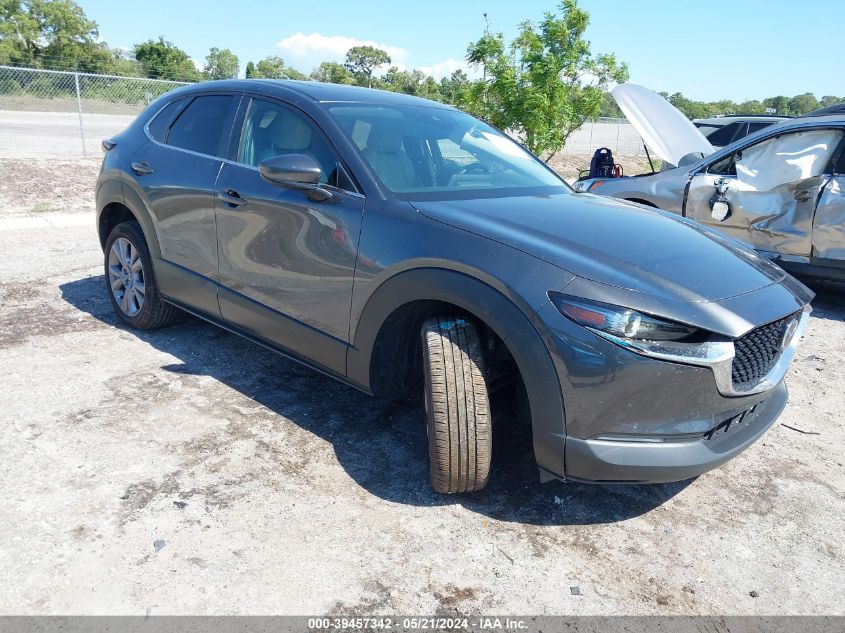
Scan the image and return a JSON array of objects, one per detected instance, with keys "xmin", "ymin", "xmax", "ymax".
[
  {"xmin": 794, "ymin": 190, "xmax": 814, "ymax": 202},
  {"xmin": 131, "ymin": 161, "xmax": 153, "ymax": 176},
  {"xmin": 217, "ymin": 189, "xmax": 248, "ymax": 207}
]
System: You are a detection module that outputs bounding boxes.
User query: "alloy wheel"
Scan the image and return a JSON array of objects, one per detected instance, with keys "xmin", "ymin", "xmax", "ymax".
[{"xmin": 108, "ymin": 237, "xmax": 145, "ymax": 317}]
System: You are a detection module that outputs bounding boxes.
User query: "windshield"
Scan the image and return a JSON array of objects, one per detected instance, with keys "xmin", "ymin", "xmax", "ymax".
[{"xmin": 327, "ymin": 104, "xmax": 567, "ymax": 199}]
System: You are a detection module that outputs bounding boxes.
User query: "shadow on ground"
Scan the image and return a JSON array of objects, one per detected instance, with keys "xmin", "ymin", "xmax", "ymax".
[
  {"xmin": 60, "ymin": 275, "xmax": 702, "ymax": 526},
  {"xmin": 802, "ymin": 279, "xmax": 845, "ymax": 322}
]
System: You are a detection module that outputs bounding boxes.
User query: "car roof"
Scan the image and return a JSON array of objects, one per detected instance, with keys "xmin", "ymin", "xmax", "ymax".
[
  {"xmin": 171, "ymin": 78, "xmax": 454, "ymax": 109},
  {"xmin": 804, "ymin": 103, "xmax": 845, "ymax": 116},
  {"xmin": 768, "ymin": 113, "xmax": 845, "ymax": 129},
  {"xmin": 692, "ymin": 115, "xmax": 788, "ymax": 125}
]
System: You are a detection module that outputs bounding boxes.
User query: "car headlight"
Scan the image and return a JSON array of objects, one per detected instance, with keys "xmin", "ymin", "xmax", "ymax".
[
  {"xmin": 550, "ymin": 294, "xmax": 699, "ymax": 341},
  {"xmin": 549, "ymin": 292, "xmax": 735, "ymax": 368}
]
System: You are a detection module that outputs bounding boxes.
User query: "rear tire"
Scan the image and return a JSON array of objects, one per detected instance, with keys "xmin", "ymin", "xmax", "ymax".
[
  {"xmin": 421, "ymin": 316, "xmax": 492, "ymax": 493},
  {"xmin": 104, "ymin": 221, "xmax": 177, "ymax": 330}
]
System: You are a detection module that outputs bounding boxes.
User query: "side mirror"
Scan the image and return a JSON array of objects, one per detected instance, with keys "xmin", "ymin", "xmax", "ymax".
[{"xmin": 258, "ymin": 154, "xmax": 332, "ymax": 201}]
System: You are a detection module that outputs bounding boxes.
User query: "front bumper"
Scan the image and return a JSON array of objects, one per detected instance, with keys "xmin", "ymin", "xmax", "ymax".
[{"xmin": 563, "ymin": 379, "xmax": 787, "ymax": 483}]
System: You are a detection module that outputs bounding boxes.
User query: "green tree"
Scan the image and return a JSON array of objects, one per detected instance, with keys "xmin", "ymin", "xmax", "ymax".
[
  {"xmin": 819, "ymin": 95, "xmax": 842, "ymax": 109},
  {"xmin": 763, "ymin": 95, "xmax": 790, "ymax": 116},
  {"xmin": 465, "ymin": 0, "xmax": 628, "ymax": 159},
  {"xmin": 736, "ymin": 100, "xmax": 765, "ymax": 115},
  {"xmin": 252, "ymin": 55, "xmax": 305, "ymax": 79},
  {"xmin": 344, "ymin": 45, "xmax": 391, "ymax": 87},
  {"xmin": 0, "ymin": 0, "xmax": 113, "ymax": 71},
  {"xmin": 133, "ymin": 37, "xmax": 198, "ymax": 81},
  {"xmin": 244, "ymin": 60, "xmax": 256, "ymax": 78},
  {"xmin": 204, "ymin": 46, "xmax": 239, "ymax": 80},
  {"xmin": 599, "ymin": 90, "xmax": 623, "ymax": 117},
  {"xmin": 382, "ymin": 67, "xmax": 442, "ymax": 100},
  {"xmin": 788, "ymin": 92, "xmax": 819, "ymax": 115},
  {"xmin": 255, "ymin": 54, "xmax": 285, "ymax": 78},
  {"xmin": 310, "ymin": 60, "xmax": 354, "ymax": 84},
  {"xmin": 439, "ymin": 69, "xmax": 471, "ymax": 106}
]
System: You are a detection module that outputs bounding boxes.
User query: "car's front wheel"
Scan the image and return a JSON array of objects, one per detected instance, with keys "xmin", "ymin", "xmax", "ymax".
[
  {"xmin": 104, "ymin": 221, "xmax": 177, "ymax": 330},
  {"xmin": 421, "ymin": 316, "xmax": 492, "ymax": 493}
]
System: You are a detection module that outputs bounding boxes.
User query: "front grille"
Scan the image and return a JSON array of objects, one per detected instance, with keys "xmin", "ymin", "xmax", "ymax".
[{"xmin": 732, "ymin": 312, "xmax": 798, "ymax": 388}]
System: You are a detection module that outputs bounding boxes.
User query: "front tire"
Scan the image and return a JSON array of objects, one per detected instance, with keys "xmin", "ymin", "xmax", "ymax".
[
  {"xmin": 104, "ymin": 221, "xmax": 176, "ymax": 330},
  {"xmin": 421, "ymin": 317, "xmax": 492, "ymax": 493}
]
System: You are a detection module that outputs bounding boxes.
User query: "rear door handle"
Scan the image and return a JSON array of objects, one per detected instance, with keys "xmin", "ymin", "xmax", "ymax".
[
  {"xmin": 131, "ymin": 161, "xmax": 153, "ymax": 176},
  {"xmin": 794, "ymin": 190, "xmax": 814, "ymax": 202},
  {"xmin": 217, "ymin": 189, "xmax": 248, "ymax": 207}
]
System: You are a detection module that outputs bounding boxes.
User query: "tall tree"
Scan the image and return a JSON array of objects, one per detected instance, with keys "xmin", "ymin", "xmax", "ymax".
[
  {"xmin": 382, "ymin": 67, "xmax": 442, "ymax": 100},
  {"xmin": 0, "ymin": 0, "xmax": 112, "ymax": 71},
  {"xmin": 204, "ymin": 46, "xmax": 239, "ymax": 80},
  {"xmin": 465, "ymin": 0, "xmax": 628, "ymax": 160},
  {"xmin": 133, "ymin": 37, "xmax": 198, "ymax": 81},
  {"xmin": 762, "ymin": 95, "xmax": 790, "ymax": 116},
  {"xmin": 439, "ymin": 69, "xmax": 471, "ymax": 106},
  {"xmin": 248, "ymin": 54, "xmax": 305, "ymax": 79},
  {"xmin": 310, "ymin": 61, "xmax": 353, "ymax": 85},
  {"xmin": 244, "ymin": 60, "xmax": 256, "ymax": 78},
  {"xmin": 789, "ymin": 92, "xmax": 819, "ymax": 115},
  {"xmin": 344, "ymin": 45, "xmax": 390, "ymax": 88}
]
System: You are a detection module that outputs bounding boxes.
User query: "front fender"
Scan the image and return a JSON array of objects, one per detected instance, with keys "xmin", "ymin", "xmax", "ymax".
[{"xmin": 347, "ymin": 267, "xmax": 568, "ymax": 479}]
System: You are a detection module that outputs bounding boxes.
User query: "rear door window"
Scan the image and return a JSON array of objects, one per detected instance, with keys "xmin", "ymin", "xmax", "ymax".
[
  {"xmin": 166, "ymin": 94, "xmax": 238, "ymax": 157},
  {"xmin": 706, "ymin": 121, "xmax": 744, "ymax": 146},
  {"xmin": 748, "ymin": 121, "xmax": 776, "ymax": 135}
]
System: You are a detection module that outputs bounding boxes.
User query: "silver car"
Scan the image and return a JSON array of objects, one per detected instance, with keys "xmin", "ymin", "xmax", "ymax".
[
  {"xmin": 693, "ymin": 115, "xmax": 787, "ymax": 148},
  {"xmin": 576, "ymin": 85, "xmax": 845, "ymax": 282}
]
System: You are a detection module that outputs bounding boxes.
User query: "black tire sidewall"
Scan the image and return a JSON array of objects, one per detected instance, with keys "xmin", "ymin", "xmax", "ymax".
[{"xmin": 103, "ymin": 221, "xmax": 161, "ymax": 328}]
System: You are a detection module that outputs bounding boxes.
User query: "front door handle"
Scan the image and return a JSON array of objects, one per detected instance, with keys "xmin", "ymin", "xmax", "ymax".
[
  {"xmin": 217, "ymin": 189, "xmax": 248, "ymax": 207},
  {"xmin": 794, "ymin": 190, "xmax": 814, "ymax": 202},
  {"xmin": 131, "ymin": 161, "xmax": 153, "ymax": 176}
]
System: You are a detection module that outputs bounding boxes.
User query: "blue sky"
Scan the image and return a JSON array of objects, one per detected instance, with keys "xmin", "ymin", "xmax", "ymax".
[{"xmin": 79, "ymin": 0, "xmax": 838, "ymax": 101}]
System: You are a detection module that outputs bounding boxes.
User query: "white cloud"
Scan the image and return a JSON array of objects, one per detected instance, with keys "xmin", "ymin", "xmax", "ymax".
[
  {"xmin": 276, "ymin": 32, "xmax": 408, "ymax": 72},
  {"xmin": 418, "ymin": 58, "xmax": 480, "ymax": 81}
]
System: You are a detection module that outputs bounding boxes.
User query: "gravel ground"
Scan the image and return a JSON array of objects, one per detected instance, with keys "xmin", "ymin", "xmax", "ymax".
[{"xmin": 0, "ymin": 161, "xmax": 843, "ymax": 616}]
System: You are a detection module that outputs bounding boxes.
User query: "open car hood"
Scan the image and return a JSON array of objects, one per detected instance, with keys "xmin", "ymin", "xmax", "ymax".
[{"xmin": 612, "ymin": 83, "xmax": 715, "ymax": 166}]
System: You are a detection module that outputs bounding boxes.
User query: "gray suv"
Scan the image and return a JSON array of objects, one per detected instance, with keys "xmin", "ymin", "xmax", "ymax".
[{"xmin": 97, "ymin": 80, "xmax": 813, "ymax": 493}]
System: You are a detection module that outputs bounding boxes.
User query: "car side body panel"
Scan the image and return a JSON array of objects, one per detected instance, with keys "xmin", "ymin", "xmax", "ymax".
[{"xmin": 813, "ymin": 175, "xmax": 845, "ymax": 261}]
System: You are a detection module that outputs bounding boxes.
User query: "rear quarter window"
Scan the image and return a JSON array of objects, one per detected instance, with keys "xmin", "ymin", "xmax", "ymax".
[{"xmin": 147, "ymin": 98, "xmax": 185, "ymax": 143}]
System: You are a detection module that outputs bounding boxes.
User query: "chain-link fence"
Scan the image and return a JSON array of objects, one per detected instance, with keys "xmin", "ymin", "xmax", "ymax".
[
  {"xmin": 0, "ymin": 65, "xmax": 644, "ymax": 160},
  {"xmin": 563, "ymin": 117, "xmax": 645, "ymax": 155},
  {"xmin": 0, "ymin": 65, "xmax": 189, "ymax": 158}
]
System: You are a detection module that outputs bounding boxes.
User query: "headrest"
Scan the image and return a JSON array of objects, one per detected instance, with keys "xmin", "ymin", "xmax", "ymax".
[
  {"xmin": 261, "ymin": 109, "xmax": 313, "ymax": 152},
  {"xmin": 366, "ymin": 124, "xmax": 404, "ymax": 153}
]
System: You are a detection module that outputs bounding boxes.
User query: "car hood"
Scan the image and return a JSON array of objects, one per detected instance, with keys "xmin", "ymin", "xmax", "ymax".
[
  {"xmin": 413, "ymin": 192, "xmax": 788, "ymax": 304},
  {"xmin": 612, "ymin": 83, "xmax": 715, "ymax": 166}
]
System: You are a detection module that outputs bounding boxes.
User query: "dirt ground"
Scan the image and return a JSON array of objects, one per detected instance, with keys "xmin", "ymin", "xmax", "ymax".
[{"xmin": 0, "ymin": 159, "xmax": 843, "ymax": 616}]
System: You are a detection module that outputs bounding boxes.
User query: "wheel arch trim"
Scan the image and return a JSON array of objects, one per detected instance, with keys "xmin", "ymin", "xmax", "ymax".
[{"xmin": 347, "ymin": 267, "xmax": 568, "ymax": 478}]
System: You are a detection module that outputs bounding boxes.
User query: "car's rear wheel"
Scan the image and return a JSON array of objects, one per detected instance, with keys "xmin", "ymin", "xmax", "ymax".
[
  {"xmin": 104, "ymin": 221, "xmax": 176, "ymax": 329},
  {"xmin": 421, "ymin": 316, "xmax": 491, "ymax": 493}
]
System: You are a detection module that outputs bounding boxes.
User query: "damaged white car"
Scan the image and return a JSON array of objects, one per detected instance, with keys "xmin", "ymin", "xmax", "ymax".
[{"xmin": 575, "ymin": 84, "xmax": 845, "ymax": 282}]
